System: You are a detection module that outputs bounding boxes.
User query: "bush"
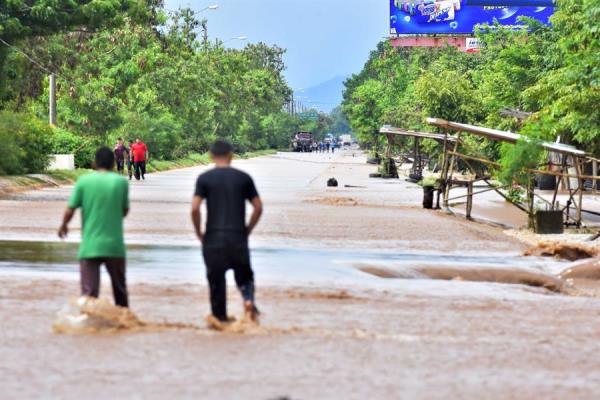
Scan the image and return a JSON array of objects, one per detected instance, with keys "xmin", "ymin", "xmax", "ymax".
[
  {"xmin": 0, "ymin": 111, "xmax": 52, "ymax": 175},
  {"xmin": 115, "ymin": 111, "xmax": 183, "ymax": 160},
  {"xmin": 50, "ymin": 127, "xmax": 97, "ymax": 168}
]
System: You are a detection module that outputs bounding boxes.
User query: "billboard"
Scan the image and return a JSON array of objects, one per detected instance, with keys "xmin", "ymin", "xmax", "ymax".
[{"xmin": 390, "ymin": 1, "xmax": 555, "ymax": 35}]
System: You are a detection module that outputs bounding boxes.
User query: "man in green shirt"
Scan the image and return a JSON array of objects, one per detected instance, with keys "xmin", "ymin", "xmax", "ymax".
[{"xmin": 58, "ymin": 147, "xmax": 130, "ymax": 307}]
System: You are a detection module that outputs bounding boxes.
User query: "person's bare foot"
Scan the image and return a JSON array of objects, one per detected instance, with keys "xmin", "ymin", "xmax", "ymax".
[{"xmin": 244, "ymin": 301, "xmax": 260, "ymax": 323}]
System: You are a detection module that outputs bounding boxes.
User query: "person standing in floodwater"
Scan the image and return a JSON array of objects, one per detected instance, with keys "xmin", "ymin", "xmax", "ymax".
[
  {"xmin": 191, "ymin": 140, "xmax": 263, "ymax": 328},
  {"xmin": 58, "ymin": 147, "xmax": 130, "ymax": 307}
]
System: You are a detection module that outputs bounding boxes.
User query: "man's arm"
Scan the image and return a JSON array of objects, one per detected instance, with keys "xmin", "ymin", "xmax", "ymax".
[
  {"xmin": 58, "ymin": 208, "xmax": 76, "ymax": 239},
  {"xmin": 123, "ymin": 181, "xmax": 130, "ymax": 217},
  {"xmin": 191, "ymin": 195, "xmax": 204, "ymax": 241},
  {"xmin": 247, "ymin": 196, "xmax": 263, "ymax": 235}
]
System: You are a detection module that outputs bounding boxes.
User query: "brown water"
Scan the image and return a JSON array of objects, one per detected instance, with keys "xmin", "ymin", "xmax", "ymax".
[
  {"xmin": 524, "ymin": 241, "xmax": 599, "ymax": 261},
  {"xmin": 3, "ymin": 152, "xmax": 600, "ymax": 399},
  {"xmin": 3, "ymin": 276, "xmax": 600, "ymax": 400}
]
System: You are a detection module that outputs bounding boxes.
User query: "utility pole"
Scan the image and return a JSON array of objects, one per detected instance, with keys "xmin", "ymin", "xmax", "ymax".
[
  {"xmin": 49, "ymin": 73, "xmax": 57, "ymax": 126},
  {"xmin": 291, "ymin": 92, "xmax": 295, "ymax": 116}
]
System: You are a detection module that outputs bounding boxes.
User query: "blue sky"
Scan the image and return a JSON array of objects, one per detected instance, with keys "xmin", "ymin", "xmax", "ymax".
[{"xmin": 164, "ymin": 0, "xmax": 388, "ymax": 90}]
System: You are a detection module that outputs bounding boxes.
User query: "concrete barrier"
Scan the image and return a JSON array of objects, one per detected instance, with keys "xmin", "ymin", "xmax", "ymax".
[{"xmin": 48, "ymin": 154, "xmax": 75, "ymax": 171}]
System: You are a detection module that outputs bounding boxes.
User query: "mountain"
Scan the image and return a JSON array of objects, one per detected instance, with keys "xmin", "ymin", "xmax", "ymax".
[{"xmin": 295, "ymin": 75, "xmax": 348, "ymax": 113}]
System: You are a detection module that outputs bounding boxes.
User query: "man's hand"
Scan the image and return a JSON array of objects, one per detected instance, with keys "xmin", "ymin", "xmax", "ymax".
[
  {"xmin": 247, "ymin": 196, "xmax": 263, "ymax": 236},
  {"xmin": 58, "ymin": 208, "xmax": 76, "ymax": 239},
  {"xmin": 58, "ymin": 224, "xmax": 68, "ymax": 239},
  {"xmin": 191, "ymin": 195, "xmax": 204, "ymax": 243}
]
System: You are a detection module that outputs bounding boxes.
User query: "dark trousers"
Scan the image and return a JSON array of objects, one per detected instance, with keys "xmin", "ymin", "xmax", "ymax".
[
  {"xmin": 202, "ymin": 233, "xmax": 255, "ymax": 321},
  {"xmin": 80, "ymin": 258, "xmax": 129, "ymax": 307},
  {"xmin": 116, "ymin": 159, "xmax": 125, "ymax": 174},
  {"xmin": 134, "ymin": 161, "xmax": 146, "ymax": 180},
  {"xmin": 127, "ymin": 160, "xmax": 133, "ymax": 179}
]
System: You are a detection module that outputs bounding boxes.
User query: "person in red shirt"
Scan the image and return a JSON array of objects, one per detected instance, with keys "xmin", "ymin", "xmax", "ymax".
[{"xmin": 130, "ymin": 138, "xmax": 148, "ymax": 180}]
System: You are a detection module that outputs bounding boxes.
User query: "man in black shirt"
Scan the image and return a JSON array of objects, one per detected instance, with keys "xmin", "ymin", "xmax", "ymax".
[{"xmin": 191, "ymin": 140, "xmax": 263, "ymax": 328}]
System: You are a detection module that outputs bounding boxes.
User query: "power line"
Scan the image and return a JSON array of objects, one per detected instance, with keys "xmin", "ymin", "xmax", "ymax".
[{"xmin": 0, "ymin": 37, "xmax": 72, "ymax": 84}]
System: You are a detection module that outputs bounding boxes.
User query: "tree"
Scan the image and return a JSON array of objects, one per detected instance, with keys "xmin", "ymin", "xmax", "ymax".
[
  {"xmin": 523, "ymin": 0, "xmax": 600, "ymax": 154},
  {"xmin": 0, "ymin": 0, "xmax": 136, "ymax": 40},
  {"xmin": 329, "ymin": 106, "xmax": 350, "ymax": 136}
]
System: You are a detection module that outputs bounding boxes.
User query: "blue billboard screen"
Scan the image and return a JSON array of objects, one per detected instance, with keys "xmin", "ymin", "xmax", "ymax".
[{"xmin": 390, "ymin": 1, "xmax": 555, "ymax": 35}]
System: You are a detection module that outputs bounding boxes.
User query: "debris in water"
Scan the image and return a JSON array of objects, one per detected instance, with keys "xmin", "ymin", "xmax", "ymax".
[
  {"xmin": 53, "ymin": 297, "xmax": 146, "ymax": 334},
  {"xmin": 523, "ymin": 242, "xmax": 598, "ymax": 261},
  {"xmin": 327, "ymin": 178, "xmax": 339, "ymax": 187}
]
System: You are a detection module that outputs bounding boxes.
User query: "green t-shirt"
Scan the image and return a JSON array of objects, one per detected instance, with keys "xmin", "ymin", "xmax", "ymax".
[{"xmin": 68, "ymin": 171, "xmax": 129, "ymax": 259}]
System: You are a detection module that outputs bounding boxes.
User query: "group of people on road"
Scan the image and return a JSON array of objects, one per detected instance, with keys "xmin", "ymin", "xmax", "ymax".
[
  {"xmin": 58, "ymin": 139, "xmax": 263, "ymax": 329},
  {"xmin": 312, "ymin": 141, "xmax": 336, "ymax": 153},
  {"xmin": 113, "ymin": 138, "xmax": 149, "ymax": 181}
]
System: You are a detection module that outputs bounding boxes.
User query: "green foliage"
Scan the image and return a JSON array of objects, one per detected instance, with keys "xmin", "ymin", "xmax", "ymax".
[
  {"xmin": 498, "ymin": 139, "xmax": 545, "ymax": 186},
  {"xmin": 49, "ymin": 127, "xmax": 96, "ymax": 168},
  {"xmin": 0, "ymin": 0, "xmax": 157, "ymax": 40},
  {"xmin": 522, "ymin": 0, "xmax": 600, "ymax": 154},
  {"xmin": 115, "ymin": 111, "xmax": 184, "ymax": 160},
  {"xmin": 0, "ymin": 111, "xmax": 52, "ymax": 174},
  {"xmin": 414, "ymin": 69, "xmax": 476, "ymax": 122},
  {"xmin": 0, "ymin": 4, "xmax": 302, "ymax": 173}
]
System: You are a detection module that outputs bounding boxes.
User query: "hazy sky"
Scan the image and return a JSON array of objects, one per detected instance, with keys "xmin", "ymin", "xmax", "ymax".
[{"xmin": 164, "ymin": 0, "xmax": 389, "ymax": 89}]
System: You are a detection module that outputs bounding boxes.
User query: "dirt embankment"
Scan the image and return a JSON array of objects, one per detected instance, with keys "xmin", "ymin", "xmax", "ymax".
[{"xmin": 0, "ymin": 174, "xmax": 71, "ymax": 197}]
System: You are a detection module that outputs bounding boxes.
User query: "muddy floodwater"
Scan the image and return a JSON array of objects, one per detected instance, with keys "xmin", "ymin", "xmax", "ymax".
[{"xmin": 2, "ymin": 152, "xmax": 600, "ymax": 400}]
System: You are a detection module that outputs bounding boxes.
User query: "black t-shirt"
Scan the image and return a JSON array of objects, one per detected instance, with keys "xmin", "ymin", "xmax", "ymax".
[{"xmin": 194, "ymin": 167, "xmax": 259, "ymax": 234}]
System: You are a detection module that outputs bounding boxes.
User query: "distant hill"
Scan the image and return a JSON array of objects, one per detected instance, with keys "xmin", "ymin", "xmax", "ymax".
[{"xmin": 296, "ymin": 75, "xmax": 348, "ymax": 113}]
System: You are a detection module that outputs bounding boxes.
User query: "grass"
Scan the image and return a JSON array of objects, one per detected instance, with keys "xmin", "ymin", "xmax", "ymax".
[
  {"xmin": 46, "ymin": 169, "xmax": 92, "ymax": 182},
  {"xmin": 146, "ymin": 149, "xmax": 277, "ymax": 173},
  {"xmin": 236, "ymin": 149, "xmax": 278, "ymax": 159},
  {"xmin": 146, "ymin": 152, "xmax": 211, "ymax": 173}
]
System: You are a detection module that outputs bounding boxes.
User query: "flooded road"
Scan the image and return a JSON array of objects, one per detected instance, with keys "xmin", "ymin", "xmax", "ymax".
[
  {"xmin": 2, "ymin": 151, "xmax": 600, "ymax": 399},
  {"xmin": 0, "ymin": 240, "xmax": 568, "ymax": 286}
]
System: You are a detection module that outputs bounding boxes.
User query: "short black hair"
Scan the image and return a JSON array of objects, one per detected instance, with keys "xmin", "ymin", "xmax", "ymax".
[
  {"xmin": 210, "ymin": 140, "xmax": 233, "ymax": 157},
  {"xmin": 95, "ymin": 146, "xmax": 115, "ymax": 170},
  {"xmin": 117, "ymin": 137, "xmax": 123, "ymax": 141}
]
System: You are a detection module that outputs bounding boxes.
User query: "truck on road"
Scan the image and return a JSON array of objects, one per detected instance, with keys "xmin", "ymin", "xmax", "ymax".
[
  {"xmin": 292, "ymin": 131, "xmax": 314, "ymax": 152},
  {"xmin": 339, "ymin": 134, "xmax": 352, "ymax": 147}
]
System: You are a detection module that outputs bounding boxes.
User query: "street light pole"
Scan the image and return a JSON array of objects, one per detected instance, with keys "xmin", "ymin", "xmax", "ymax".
[{"xmin": 49, "ymin": 73, "xmax": 56, "ymax": 126}]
